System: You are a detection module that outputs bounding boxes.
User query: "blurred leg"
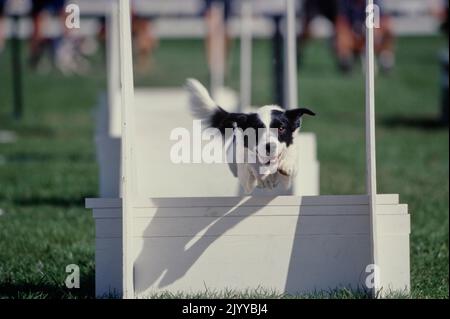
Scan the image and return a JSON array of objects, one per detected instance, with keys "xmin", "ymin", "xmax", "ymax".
[
  {"xmin": 204, "ymin": 5, "xmax": 231, "ymax": 78},
  {"xmin": 133, "ymin": 17, "xmax": 157, "ymax": 73},
  {"xmin": 30, "ymin": 12, "xmax": 45, "ymax": 68},
  {"xmin": 298, "ymin": 16, "xmax": 312, "ymax": 69},
  {"xmin": 0, "ymin": 17, "xmax": 4, "ymax": 52},
  {"xmin": 375, "ymin": 16, "xmax": 395, "ymax": 73},
  {"xmin": 335, "ymin": 16, "xmax": 355, "ymax": 73},
  {"xmin": 0, "ymin": 0, "xmax": 5, "ymax": 52}
]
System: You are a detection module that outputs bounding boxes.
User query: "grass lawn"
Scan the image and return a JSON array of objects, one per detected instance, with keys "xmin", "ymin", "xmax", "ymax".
[{"xmin": 0, "ymin": 36, "xmax": 448, "ymax": 299}]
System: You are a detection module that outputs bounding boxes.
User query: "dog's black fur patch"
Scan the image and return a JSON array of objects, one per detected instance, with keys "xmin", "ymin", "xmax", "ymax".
[
  {"xmin": 270, "ymin": 108, "xmax": 316, "ymax": 146},
  {"xmin": 210, "ymin": 107, "xmax": 264, "ymax": 148},
  {"xmin": 209, "ymin": 106, "xmax": 315, "ymax": 148}
]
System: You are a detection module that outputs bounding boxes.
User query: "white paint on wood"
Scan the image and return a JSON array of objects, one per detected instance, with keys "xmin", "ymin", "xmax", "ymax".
[
  {"xmin": 94, "ymin": 214, "xmax": 409, "ymax": 238},
  {"xmin": 106, "ymin": 1, "xmax": 121, "ymax": 138},
  {"xmin": 95, "ymin": 135, "xmax": 121, "ymax": 197},
  {"xmin": 86, "ymin": 196, "xmax": 410, "ymax": 297},
  {"xmin": 365, "ymin": 0, "xmax": 379, "ymax": 296},
  {"xmin": 90, "ymin": 204, "xmax": 408, "ymax": 220},
  {"xmin": 85, "ymin": 194, "xmax": 400, "ymax": 210},
  {"xmin": 118, "ymin": 0, "xmax": 135, "ymax": 299}
]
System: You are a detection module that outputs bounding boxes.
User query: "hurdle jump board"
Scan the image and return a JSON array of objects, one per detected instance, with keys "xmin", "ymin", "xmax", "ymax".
[
  {"xmin": 95, "ymin": 88, "xmax": 320, "ymax": 198},
  {"xmin": 86, "ymin": 194, "xmax": 410, "ymax": 297}
]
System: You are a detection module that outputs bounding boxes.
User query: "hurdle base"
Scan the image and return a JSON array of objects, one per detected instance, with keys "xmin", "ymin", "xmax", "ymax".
[{"xmin": 86, "ymin": 194, "xmax": 410, "ymax": 298}]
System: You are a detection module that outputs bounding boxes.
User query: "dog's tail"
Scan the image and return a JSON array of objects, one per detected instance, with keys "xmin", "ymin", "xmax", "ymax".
[
  {"xmin": 185, "ymin": 78, "xmax": 219, "ymax": 122},
  {"xmin": 185, "ymin": 78, "xmax": 238, "ymax": 178},
  {"xmin": 185, "ymin": 78, "xmax": 245, "ymax": 135}
]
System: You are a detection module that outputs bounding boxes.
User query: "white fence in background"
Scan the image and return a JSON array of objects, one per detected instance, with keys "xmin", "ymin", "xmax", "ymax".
[{"xmin": 2, "ymin": 0, "xmax": 443, "ymax": 39}]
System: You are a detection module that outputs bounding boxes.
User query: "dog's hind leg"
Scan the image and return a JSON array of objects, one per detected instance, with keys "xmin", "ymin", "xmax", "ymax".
[{"xmin": 237, "ymin": 163, "xmax": 257, "ymax": 194}]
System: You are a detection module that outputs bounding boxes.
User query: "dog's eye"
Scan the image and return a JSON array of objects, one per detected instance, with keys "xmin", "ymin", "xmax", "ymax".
[{"xmin": 278, "ymin": 126, "xmax": 285, "ymax": 134}]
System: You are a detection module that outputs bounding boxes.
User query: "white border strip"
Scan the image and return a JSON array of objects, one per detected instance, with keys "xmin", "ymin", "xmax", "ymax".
[{"xmin": 86, "ymin": 194, "xmax": 401, "ymax": 209}]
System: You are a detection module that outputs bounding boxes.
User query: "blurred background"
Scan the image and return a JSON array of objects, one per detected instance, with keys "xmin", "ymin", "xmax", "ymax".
[{"xmin": 0, "ymin": 0, "xmax": 448, "ymax": 298}]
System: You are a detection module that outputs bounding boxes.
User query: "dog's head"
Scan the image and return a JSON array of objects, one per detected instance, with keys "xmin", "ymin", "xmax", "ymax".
[
  {"xmin": 224, "ymin": 105, "xmax": 315, "ymax": 167},
  {"xmin": 185, "ymin": 78, "xmax": 315, "ymax": 167}
]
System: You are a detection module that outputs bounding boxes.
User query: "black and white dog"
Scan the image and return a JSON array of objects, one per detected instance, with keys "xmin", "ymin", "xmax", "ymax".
[{"xmin": 185, "ymin": 79, "xmax": 315, "ymax": 194}]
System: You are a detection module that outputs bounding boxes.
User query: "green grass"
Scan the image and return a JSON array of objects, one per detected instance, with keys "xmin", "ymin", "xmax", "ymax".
[{"xmin": 0, "ymin": 36, "xmax": 448, "ymax": 299}]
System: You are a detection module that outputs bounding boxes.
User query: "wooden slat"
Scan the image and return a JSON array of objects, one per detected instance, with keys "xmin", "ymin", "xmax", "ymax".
[
  {"xmin": 94, "ymin": 214, "xmax": 410, "ymax": 238},
  {"xmin": 92, "ymin": 203, "xmax": 407, "ymax": 219},
  {"xmin": 86, "ymin": 194, "xmax": 400, "ymax": 209}
]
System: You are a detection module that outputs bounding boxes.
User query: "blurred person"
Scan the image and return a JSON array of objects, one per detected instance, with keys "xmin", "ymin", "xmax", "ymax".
[
  {"xmin": 97, "ymin": 5, "xmax": 158, "ymax": 74},
  {"xmin": 430, "ymin": 0, "xmax": 448, "ymax": 35},
  {"xmin": 132, "ymin": 14, "xmax": 157, "ymax": 74},
  {"xmin": 29, "ymin": 0, "xmax": 96, "ymax": 75},
  {"xmin": 297, "ymin": 0, "xmax": 338, "ymax": 68},
  {"xmin": 0, "ymin": 0, "xmax": 6, "ymax": 53},
  {"xmin": 335, "ymin": 0, "xmax": 395, "ymax": 74},
  {"xmin": 430, "ymin": 0, "xmax": 448, "ymax": 124},
  {"xmin": 202, "ymin": 0, "xmax": 234, "ymax": 78},
  {"xmin": 29, "ymin": 0, "xmax": 67, "ymax": 70}
]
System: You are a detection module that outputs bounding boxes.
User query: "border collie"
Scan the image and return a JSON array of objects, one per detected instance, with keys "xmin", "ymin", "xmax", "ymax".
[{"xmin": 185, "ymin": 78, "xmax": 315, "ymax": 194}]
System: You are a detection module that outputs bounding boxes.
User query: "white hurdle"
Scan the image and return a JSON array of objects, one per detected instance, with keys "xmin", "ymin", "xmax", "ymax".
[
  {"xmin": 118, "ymin": 0, "xmax": 135, "ymax": 299},
  {"xmin": 86, "ymin": 0, "xmax": 410, "ymax": 298},
  {"xmin": 365, "ymin": 0, "xmax": 380, "ymax": 296}
]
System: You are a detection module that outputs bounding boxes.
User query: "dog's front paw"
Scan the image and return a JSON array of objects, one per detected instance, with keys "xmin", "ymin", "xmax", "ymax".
[
  {"xmin": 277, "ymin": 163, "xmax": 296, "ymax": 177},
  {"xmin": 277, "ymin": 146, "xmax": 299, "ymax": 177},
  {"xmin": 277, "ymin": 158, "xmax": 296, "ymax": 189}
]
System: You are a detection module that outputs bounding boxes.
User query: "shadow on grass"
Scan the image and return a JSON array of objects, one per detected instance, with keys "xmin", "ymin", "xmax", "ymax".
[{"xmin": 382, "ymin": 116, "xmax": 449, "ymax": 130}]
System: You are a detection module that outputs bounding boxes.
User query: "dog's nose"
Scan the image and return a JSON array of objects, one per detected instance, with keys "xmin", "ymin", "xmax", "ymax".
[{"xmin": 266, "ymin": 142, "xmax": 277, "ymax": 156}]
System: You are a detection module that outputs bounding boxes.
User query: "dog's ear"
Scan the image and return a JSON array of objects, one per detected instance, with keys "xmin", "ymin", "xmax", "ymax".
[{"xmin": 285, "ymin": 108, "xmax": 315, "ymax": 129}]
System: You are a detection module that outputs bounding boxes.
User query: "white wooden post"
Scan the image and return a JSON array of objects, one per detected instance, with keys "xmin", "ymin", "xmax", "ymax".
[
  {"xmin": 365, "ymin": 0, "xmax": 379, "ymax": 297},
  {"xmin": 118, "ymin": 0, "xmax": 135, "ymax": 299},
  {"xmin": 107, "ymin": 0, "xmax": 121, "ymax": 137},
  {"xmin": 239, "ymin": 0, "xmax": 253, "ymax": 111},
  {"xmin": 284, "ymin": 0, "xmax": 298, "ymax": 109},
  {"xmin": 210, "ymin": 1, "xmax": 226, "ymax": 99}
]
